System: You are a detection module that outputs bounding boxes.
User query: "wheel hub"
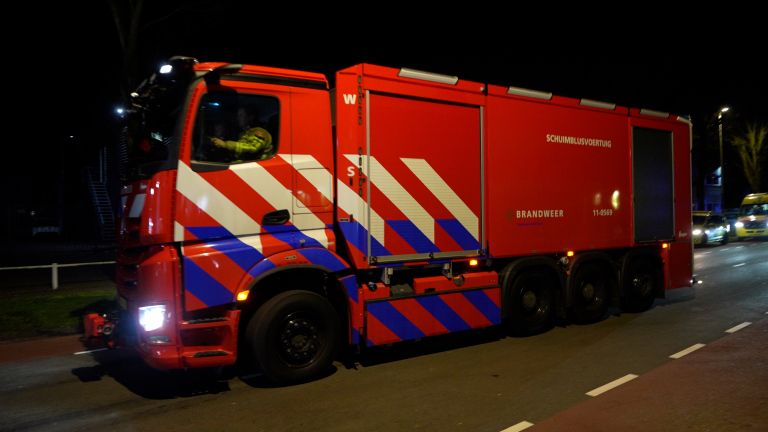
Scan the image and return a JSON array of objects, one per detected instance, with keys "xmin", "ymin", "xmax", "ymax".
[
  {"xmin": 279, "ymin": 318, "xmax": 319, "ymax": 365},
  {"xmin": 633, "ymin": 275, "xmax": 653, "ymax": 296},
  {"xmin": 522, "ymin": 290, "xmax": 537, "ymax": 310},
  {"xmin": 582, "ymin": 282, "xmax": 595, "ymax": 301}
]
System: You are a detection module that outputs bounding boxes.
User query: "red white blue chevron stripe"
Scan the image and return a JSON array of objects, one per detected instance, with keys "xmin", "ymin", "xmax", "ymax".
[
  {"xmin": 337, "ymin": 155, "xmax": 482, "ymax": 262},
  {"xmin": 365, "ymin": 288, "xmax": 501, "ymax": 346},
  {"xmin": 172, "ymin": 157, "xmax": 346, "ymax": 311}
]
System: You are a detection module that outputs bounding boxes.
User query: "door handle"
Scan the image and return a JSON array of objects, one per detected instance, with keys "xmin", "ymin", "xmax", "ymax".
[{"xmin": 262, "ymin": 209, "xmax": 290, "ymax": 225}]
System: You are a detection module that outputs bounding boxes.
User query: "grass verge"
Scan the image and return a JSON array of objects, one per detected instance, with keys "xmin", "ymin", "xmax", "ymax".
[{"xmin": 0, "ymin": 290, "xmax": 117, "ymax": 341}]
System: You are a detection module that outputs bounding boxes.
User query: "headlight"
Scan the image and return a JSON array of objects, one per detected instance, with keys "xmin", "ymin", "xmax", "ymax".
[
  {"xmin": 139, "ymin": 305, "xmax": 167, "ymax": 331},
  {"xmin": 692, "ymin": 229, "xmax": 702, "ymax": 235},
  {"xmin": 735, "ymin": 222, "xmax": 744, "ymax": 228}
]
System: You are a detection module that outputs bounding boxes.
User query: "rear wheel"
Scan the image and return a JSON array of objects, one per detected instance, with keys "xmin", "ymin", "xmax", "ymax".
[
  {"xmin": 506, "ymin": 269, "xmax": 554, "ymax": 335},
  {"xmin": 570, "ymin": 263, "xmax": 611, "ymax": 323},
  {"xmin": 721, "ymin": 233, "xmax": 729, "ymax": 245},
  {"xmin": 621, "ymin": 259, "xmax": 662, "ymax": 313},
  {"xmin": 246, "ymin": 290, "xmax": 340, "ymax": 385}
]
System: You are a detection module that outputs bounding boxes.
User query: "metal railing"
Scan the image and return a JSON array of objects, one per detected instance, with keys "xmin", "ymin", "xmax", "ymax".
[{"xmin": 0, "ymin": 261, "xmax": 115, "ymax": 290}]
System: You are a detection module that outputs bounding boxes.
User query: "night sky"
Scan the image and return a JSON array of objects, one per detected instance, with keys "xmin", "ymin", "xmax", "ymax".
[
  {"xmin": 35, "ymin": 4, "xmax": 765, "ymax": 140},
  {"xmin": 10, "ymin": 3, "xmax": 766, "ymax": 212}
]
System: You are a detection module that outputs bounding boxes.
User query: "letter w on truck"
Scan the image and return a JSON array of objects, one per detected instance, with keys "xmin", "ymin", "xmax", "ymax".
[{"xmin": 85, "ymin": 57, "xmax": 693, "ymax": 384}]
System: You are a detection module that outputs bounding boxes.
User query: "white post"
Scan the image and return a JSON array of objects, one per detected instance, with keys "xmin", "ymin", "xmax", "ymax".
[{"xmin": 52, "ymin": 263, "xmax": 59, "ymax": 290}]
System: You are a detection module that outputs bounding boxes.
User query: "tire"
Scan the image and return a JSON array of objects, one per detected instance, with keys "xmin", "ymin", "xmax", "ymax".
[
  {"xmin": 620, "ymin": 259, "xmax": 662, "ymax": 313},
  {"xmin": 506, "ymin": 269, "xmax": 554, "ymax": 335},
  {"xmin": 721, "ymin": 233, "xmax": 728, "ymax": 245},
  {"xmin": 570, "ymin": 263, "xmax": 611, "ymax": 324},
  {"xmin": 246, "ymin": 290, "xmax": 340, "ymax": 385},
  {"xmin": 700, "ymin": 234, "xmax": 708, "ymax": 247}
]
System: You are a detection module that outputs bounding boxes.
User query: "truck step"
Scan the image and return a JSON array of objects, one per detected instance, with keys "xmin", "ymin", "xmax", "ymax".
[{"xmin": 192, "ymin": 350, "xmax": 229, "ymax": 358}]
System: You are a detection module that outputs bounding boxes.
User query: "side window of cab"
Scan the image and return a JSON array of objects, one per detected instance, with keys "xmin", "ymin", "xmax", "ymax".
[{"xmin": 192, "ymin": 92, "xmax": 279, "ymax": 165}]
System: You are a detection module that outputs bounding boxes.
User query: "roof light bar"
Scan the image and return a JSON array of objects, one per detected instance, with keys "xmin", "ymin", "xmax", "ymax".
[
  {"xmin": 398, "ymin": 68, "xmax": 459, "ymax": 85},
  {"xmin": 506, "ymin": 86, "xmax": 553, "ymax": 100},
  {"xmin": 579, "ymin": 98, "xmax": 616, "ymax": 110},
  {"xmin": 639, "ymin": 109, "xmax": 670, "ymax": 119}
]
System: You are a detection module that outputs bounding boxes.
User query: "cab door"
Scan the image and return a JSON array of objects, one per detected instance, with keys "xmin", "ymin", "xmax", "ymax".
[{"xmin": 175, "ymin": 79, "xmax": 296, "ymax": 310}]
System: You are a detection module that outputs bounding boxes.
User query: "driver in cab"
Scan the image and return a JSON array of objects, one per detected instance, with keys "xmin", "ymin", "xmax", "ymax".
[{"xmin": 210, "ymin": 105, "xmax": 273, "ymax": 161}]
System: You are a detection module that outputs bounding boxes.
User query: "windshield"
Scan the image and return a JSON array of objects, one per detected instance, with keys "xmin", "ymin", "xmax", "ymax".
[
  {"xmin": 740, "ymin": 203, "xmax": 768, "ymax": 216},
  {"xmin": 119, "ymin": 57, "xmax": 197, "ymax": 182},
  {"xmin": 122, "ymin": 107, "xmax": 180, "ymax": 181},
  {"xmin": 692, "ymin": 215, "xmax": 707, "ymax": 225}
]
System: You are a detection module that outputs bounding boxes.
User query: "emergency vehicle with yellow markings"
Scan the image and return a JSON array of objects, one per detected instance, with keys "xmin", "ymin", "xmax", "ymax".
[
  {"xmin": 734, "ymin": 193, "xmax": 768, "ymax": 240},
  {"xmin": 86, "ymin": 57, "xmax": 693, "ymax": 384}
]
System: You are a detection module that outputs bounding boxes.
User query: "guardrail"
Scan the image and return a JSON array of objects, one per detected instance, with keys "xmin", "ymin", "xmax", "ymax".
[{"xmin": 0, "ymin": 261, "xmax": 115, "ymax": 290}]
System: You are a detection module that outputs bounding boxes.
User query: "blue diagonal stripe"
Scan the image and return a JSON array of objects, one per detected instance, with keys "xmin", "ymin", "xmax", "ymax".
[
  {"xmin": 436, "ymin": 219, "xmax": 481, "ymax": 251},
  {"xmin": 367, "ymin": 301, "xmax": 426, "ymax": 342},
  {"xmin": 387, "ymin": 220, "xmax": 440, "ymax": 253},
  {"xmin": 415, "ymin": 295, "xmax": 470, "ymax": 332},
  {"xmin": 463, "ymin": 290, "xmax": 501, "ymax": 325},
  {"xmin": 183, "ymin": 257, "xmax": 235, "ymax": 307},
  {"xmin": 299, "ymin": 248, "xmax": 348, "ymax": 272}
]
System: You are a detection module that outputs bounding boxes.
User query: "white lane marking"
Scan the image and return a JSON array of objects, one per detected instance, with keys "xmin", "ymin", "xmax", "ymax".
[
  {"xmin": 732, "ymin": 263, "xmax": 746, "ymax": 267},
  {"xmin": 670, "ymin": 343, "xmax": 706, "ymax": 359},
  {"xmin": 586, "ymin": 374, "xmax": 638, "ymax": 397},
  {"xmin": 74, "ymin": 348, "xmax": 109, "ymax": 355},
  {"xmin": 501, "ymin": 421, "xmax": 534, "ymax": 432},
  {"xmin": 725, "ymin": 322, "xmax": 752, "ymax": 333}
]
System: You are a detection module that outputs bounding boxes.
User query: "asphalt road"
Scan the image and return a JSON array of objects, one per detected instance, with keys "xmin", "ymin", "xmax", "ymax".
[{"xmin": 1, "ymin": 241, "xmax": 766, "ymax": 432}]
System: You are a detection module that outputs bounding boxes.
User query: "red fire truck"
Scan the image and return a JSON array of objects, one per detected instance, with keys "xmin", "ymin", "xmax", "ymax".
[{"xmin": 86, "ymin": 57, "xmax": 693, "ymax": 384}]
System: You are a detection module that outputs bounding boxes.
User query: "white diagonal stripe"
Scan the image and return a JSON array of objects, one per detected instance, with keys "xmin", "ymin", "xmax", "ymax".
[
  {"xmin": 365, "ymin": 156, "xmax": 434, "ymax": 243},
  {"xmin": 336, "ymin": 177, "xmax": 384, "ymax": 245},
  {"xmin": 282, "ymin": 154, "xmax": 333, "ymax": 205},
  {"xmin": 176, "ymin": 163, "xmax": 261, "ymax": 240},
  {"xmin": 230, "ymin": 163, "xmax": 293, "ymax": 214},
  {"xmin": 401, "ymin": 157, "xmax": 478, "ymax": 240},
  {"xmin": 232, "ymin": 160, "xmax": 328, "ymax": 245}
]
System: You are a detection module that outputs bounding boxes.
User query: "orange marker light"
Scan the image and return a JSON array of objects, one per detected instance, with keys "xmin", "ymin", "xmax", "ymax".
[
  {"xmin": 237, "ymin": 291, "xmax": 249, "ymax": 301},
  {"xmin": 567, "ymin": 251, "xmax": 574, "ymax": 257},
  {"xmin": 469, "ymin": 259, "xmax": 478, "ymax": 266},
  {"xmin": 662, "ymin": 243, "xmax": 668, "ymax": 249}
]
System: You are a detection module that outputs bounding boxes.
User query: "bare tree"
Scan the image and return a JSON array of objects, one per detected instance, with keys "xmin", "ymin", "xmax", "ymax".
[
  {"xmin": 108, "ymin": 0, "xmax": 145, "ymax": 106},
  {"xmin": 729, "ymin": 122, "xmax": 768, "ymax": 193},
  {"xmin": 108, "ymin": 0, "xmax": 217, "ymax": 105}
]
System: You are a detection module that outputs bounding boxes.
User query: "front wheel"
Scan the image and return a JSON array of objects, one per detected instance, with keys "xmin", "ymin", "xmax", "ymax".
[{"xmin": 246, "ymin": 290, "xmax": 340, "ymax": 385}]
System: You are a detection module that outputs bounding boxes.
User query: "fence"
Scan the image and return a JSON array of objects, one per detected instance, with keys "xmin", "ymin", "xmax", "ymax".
[{"xmin": 0, "ymin": 261, "xmax": 116, "ymax": 290}]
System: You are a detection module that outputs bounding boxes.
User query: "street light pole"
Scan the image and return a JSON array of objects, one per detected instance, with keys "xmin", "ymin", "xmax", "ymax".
[{"xmin": 718, "ymin": 107, "xmax": 729, "ymax": 212}]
